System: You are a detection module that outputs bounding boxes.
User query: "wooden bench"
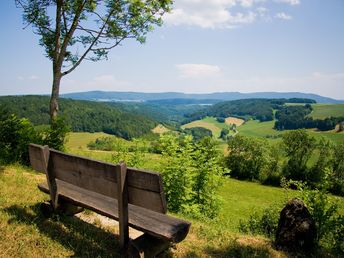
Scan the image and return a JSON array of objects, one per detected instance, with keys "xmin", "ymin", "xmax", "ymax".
[{"xmin": 29, "ymin": 144, "xmax": 191, "ymax": 257}]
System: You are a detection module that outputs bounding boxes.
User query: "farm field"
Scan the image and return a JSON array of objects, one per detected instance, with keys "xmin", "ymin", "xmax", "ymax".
[
  {"xmin": 182, "ymin": 116, "xmax": 239, "ymax": 138},
  {"xmin": 310, "ymin": 104, "xmax": 344, "ymax": 119}
]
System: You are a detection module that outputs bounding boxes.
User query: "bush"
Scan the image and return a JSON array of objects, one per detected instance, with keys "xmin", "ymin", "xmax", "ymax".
[
  {"xmin": 159, "ymin": 134, "xmax": 224, "ymax": 218},
  {"xmin": 239, "ymin": 207, "xmax": 280, "ymax": 238},
  {"xmin": 0, "ymin": 108, "xmax": 69, "ymax": 165},
  {"xmin": 0, "ymin": 110, "xmax": 41, "ymax": 165},
  {"xmin": 42, "ymin": 117, "xmax": 69, "ymax": 151}
]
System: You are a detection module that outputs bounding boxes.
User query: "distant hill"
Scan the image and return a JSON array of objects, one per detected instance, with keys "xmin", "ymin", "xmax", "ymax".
[
  {"xmin": 0, "ymin": 96, "xmax": 156, "ymax": 140},
  {"xmin": 61, "ymin": 91, "xmax": 344, "ymax": 104}
]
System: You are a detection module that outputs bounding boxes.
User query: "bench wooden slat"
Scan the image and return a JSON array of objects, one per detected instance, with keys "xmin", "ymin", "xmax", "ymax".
[
  {"xmin": 39, "ymin": 181, "xmax": 190, "ymax": 243},
  {"xmin": 48, "ymin": 150, "xmax": 166, "ymax": 213}
]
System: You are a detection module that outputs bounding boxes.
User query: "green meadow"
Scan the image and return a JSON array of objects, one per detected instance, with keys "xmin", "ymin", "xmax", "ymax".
[{"xmin": 310, "ymin": 104, "xmax": 344, "ymax": 119}]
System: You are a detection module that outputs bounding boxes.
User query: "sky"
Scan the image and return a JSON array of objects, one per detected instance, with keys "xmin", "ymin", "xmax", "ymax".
[{"xmin": 0, "ymin": 0, "xmax": 343, "ymax": 99}]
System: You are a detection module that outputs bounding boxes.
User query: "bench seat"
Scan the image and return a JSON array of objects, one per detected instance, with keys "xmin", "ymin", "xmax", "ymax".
[{"xmin": 38, "ymin": 181, "xmax": 190, "ymax": 243}]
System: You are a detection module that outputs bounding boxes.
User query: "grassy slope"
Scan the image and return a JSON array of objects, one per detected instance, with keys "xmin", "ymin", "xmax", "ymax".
[
  {"xmin": 1, "ymin": 165, "xmax": 343, "ymax": 257},
  {"xmin": 310, "ymin": 104, "xmax": 344, "ymax": 119},
  {"xmin": 0, "ymin": 164, "xmax": 293, "ymax": 257},
  {"xmin": 181, "ymin": 117, "xmax": 229, "ymax": 138},
  {"xmin": 2, "ymin": 133, "xmax": 344, "ymax": 257},
  {"xmin": 239, "ymin": 120, "xmax": 344, "ymax": 143}
]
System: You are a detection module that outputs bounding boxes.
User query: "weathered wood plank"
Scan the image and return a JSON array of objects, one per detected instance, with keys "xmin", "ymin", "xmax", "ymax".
[
  {"xmin": 117, "ymin": 162, "xmax": 129, "ymax": 251},
  {"xmin": 29, "ymin": 144, "xmax": 48, "ymax": 174},
  {"xmin": 39, "ymin": 180, "xmax": 191, "ymax": 242}
]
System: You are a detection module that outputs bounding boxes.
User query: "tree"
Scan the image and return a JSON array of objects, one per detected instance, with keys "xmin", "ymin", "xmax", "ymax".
[
  {"xmin": 16, "ymin": 0, "xmax": 172, "ymax": 121},
  {"xmin": 226, "ymin": 135, "xmax": 269, "ymax": 181},
  {"xmin": 281, "ymin": 129, "xmax": 316, "ymax": 181}
]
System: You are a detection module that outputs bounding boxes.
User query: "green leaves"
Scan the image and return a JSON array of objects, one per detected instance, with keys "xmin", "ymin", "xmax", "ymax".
[
  {"xmin": 16, "ymin": 0, "xmax": 172, "ymax": 72},
  {"xmin": 159, "ymin": 134, "xmax": 224, "ymax": 218}
]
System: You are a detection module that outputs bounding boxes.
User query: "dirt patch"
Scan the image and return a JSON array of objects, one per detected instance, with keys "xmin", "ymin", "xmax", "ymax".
[
  {"xmin": 76, "ymin": 212, "xmax": 143, "ymax": 239},
  {"xmin": 225, "ymin": 117, "xmax": 245, "ymax": 127},
  {"xmin": 152, "ymin": 124, "xmax": 170, "ymax": 134}
]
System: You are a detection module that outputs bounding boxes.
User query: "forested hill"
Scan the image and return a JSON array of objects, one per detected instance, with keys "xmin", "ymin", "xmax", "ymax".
[
  {"xmin": 0, "ymin": 96, "xmax": 157, "ymax": 139},
  {"xmin": 61, "ymin": 90, "xmax": 344, "ymax": 104},
  {"xmin": 184, "ymin": 98, "xmax": 316, "ymax": 123}
]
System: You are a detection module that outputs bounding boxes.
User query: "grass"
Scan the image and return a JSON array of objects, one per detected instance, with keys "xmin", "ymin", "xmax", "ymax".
[
  {"xmin": 238, "ymin": 119, "xmax": 344, "ymax": 144},
  {"xmin": 310, "ymin": 104, "xmax": 344, "ymax": 119},
  {"xmin": 0, "ymin": 164, "xmax": 289, "ymax": 257},
  {"xmin": 2, "ymin": 163, "xmax": 343, "ymax": 257},
  {"xmin": 218, "ymin": 178, "xmax": 285, "ymax": 232},
  {"xmin": 152, "ymin": 124, "xmax": 170, "ymax": 134},
  {"xmin": 182, "ymin": 117, "xmax": 230, "ymax": 138},
  {"xmin": 66, "ymin": 132, "xmax": 111, "ymax": 150}
]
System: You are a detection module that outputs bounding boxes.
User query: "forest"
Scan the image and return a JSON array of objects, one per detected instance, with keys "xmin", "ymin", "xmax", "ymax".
[{"xmin": 0, "ymin": 96, "xmax": 156, "ymax": 139}]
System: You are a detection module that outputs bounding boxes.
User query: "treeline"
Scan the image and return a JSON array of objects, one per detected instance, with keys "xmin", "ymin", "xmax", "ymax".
[
  {"xmin": 0, "ymin": 96, "xmax": 157, "ymax": 139},
  {"xmin": 275, "ymin": 104, "xmax": 344, "ymax": 131},
  {"xmin": 110, "ymin": 101, "xmax": 207, "ymax": 126},
  {"xmin": 183, "ymin": 98, "xmax": 316, "ymax": 124},
  {"xmin": 226, "ymin": 130, "xmax": 344, "ymax": 196}
]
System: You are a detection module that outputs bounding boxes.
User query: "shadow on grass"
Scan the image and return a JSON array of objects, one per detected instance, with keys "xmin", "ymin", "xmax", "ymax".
[
  {"xmin": 204, "ymin": 243, "xmax": 273, "ymax": 258},
  {"xmin": 4, "ymin": 203, "xmax": 122, "ymax": 257}
]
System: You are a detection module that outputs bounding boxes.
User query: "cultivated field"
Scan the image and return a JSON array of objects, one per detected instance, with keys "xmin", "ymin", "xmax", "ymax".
[{"xmin": 225, "ymin": 117, "xmax": 245, "ymax": 126}]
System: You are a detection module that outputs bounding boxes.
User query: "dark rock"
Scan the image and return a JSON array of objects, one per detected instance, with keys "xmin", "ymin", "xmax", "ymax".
[{"xmin": 275, "ymin": 198, "xmax": 316, "ymax": 250}]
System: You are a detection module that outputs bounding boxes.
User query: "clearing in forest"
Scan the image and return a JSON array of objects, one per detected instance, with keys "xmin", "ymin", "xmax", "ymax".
[
  {"xmin": 152, "ymin": 124, "xmax": 170, "ymax": 134},
  {"xmin": 225, "ymin": 117, "xmax": 245, "ymax": 127}
]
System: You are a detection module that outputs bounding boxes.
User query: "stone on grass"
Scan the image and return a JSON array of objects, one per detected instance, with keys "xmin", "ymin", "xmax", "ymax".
[{"xmin": 275, "ymin": 198, "xmax": 316, "ymax": 250}]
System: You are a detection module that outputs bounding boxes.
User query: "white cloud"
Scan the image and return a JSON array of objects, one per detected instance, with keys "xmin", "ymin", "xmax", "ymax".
[
  {"xmin": 164, "ymin": 0, "xmax": 259, "ymax": 29},
  {"xmin": 17, "ymin": 75, "xmax": 39, "ymax": 81},
  {"xmin": 176, "ymin": 64, "xmax": 222, "ymax": 79},
  {"xmin": 275, "ymin": 12, "xmax": 292, "ymax": 20},
  {"xmin": 274, "ymin": 0, "xmax": 300, "ymax": 5},
  {"xmin": 163, "ymin": 0, "xmax": 301, "ymax": 28},
  {"xmin": 29, "ymin": 75, "xmax": 39, "ymax": 80}
]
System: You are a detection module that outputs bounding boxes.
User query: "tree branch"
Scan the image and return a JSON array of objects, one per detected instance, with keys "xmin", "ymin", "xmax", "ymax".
[
  {"xmin": 62, "ymin": 8, "xmax": 115, "ymax": 76},
  {"xmin": 53, "ymin": 0, "xmax": 62, "ymax": 72},
  {"xmin": 57, "ymin": 0, "xmax": 87, "ymax": 70}
]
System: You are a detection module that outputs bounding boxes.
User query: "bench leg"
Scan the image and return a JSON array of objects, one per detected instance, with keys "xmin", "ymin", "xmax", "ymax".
[
  {"xmin": 128, "ymin": 233, "xmax": 170, "ymax": 258},
  {"xmin": 40, "ymin": 200, "xmax": 84, "ymax": 217},
  {"xmin": 58, "ymin": 200, "xmax": 84, "ymax": 216}
]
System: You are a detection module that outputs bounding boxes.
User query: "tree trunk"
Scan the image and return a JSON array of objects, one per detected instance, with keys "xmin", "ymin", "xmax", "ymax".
[{"xmin": 50, "ymin": 72, "xmax": 62, "ymax": 121}]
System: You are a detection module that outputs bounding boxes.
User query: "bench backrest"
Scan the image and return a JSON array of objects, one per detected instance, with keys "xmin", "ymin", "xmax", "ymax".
[{"xmin": 29, "ymin": 144, "xmax": 167, "ymax": 214}]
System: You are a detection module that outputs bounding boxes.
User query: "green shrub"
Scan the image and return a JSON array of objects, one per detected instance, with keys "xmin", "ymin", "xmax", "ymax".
[
  {"xmin": 239, "ymin": 206, "xmax": 280, "ymax": 238},
  {"xmin": 159, "ymin": 134, "xmax": 224, "ymax": 218},
  {"xmin": 42, "ymin": 117, "xmax": 69, "ymax": 151},
  {"xmin": 0, "ymin": 110, "xmax": 41, "ymax": 165}
]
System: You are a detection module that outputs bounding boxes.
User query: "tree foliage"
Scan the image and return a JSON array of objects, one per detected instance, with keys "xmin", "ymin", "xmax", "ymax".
[
  {"xmin": 275, "ymin": 105, "xmax": 343, "ymax": 131},
  {"xmin": 183, "ymin": 127, "xmax": 212, "ymax": 142},
  {"xmin": 226, "ymin": 135, "xmax": 270, "ymax": 181},
  {"xmin": 0, "ymin": 95, "xmax": 156, "ymax": 140},
  {"xmin": 16, "ymin": 0, "xmax": 172, "ymax": 119},
  {"xmin": 281, "ymin": 129, "xmax": 316, "ymax": 181}
]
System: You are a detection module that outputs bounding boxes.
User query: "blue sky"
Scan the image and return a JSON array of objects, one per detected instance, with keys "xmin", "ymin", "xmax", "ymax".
[{"xmin": 0, "ymin": 0, "xmax": 343, "ymax": 99}]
